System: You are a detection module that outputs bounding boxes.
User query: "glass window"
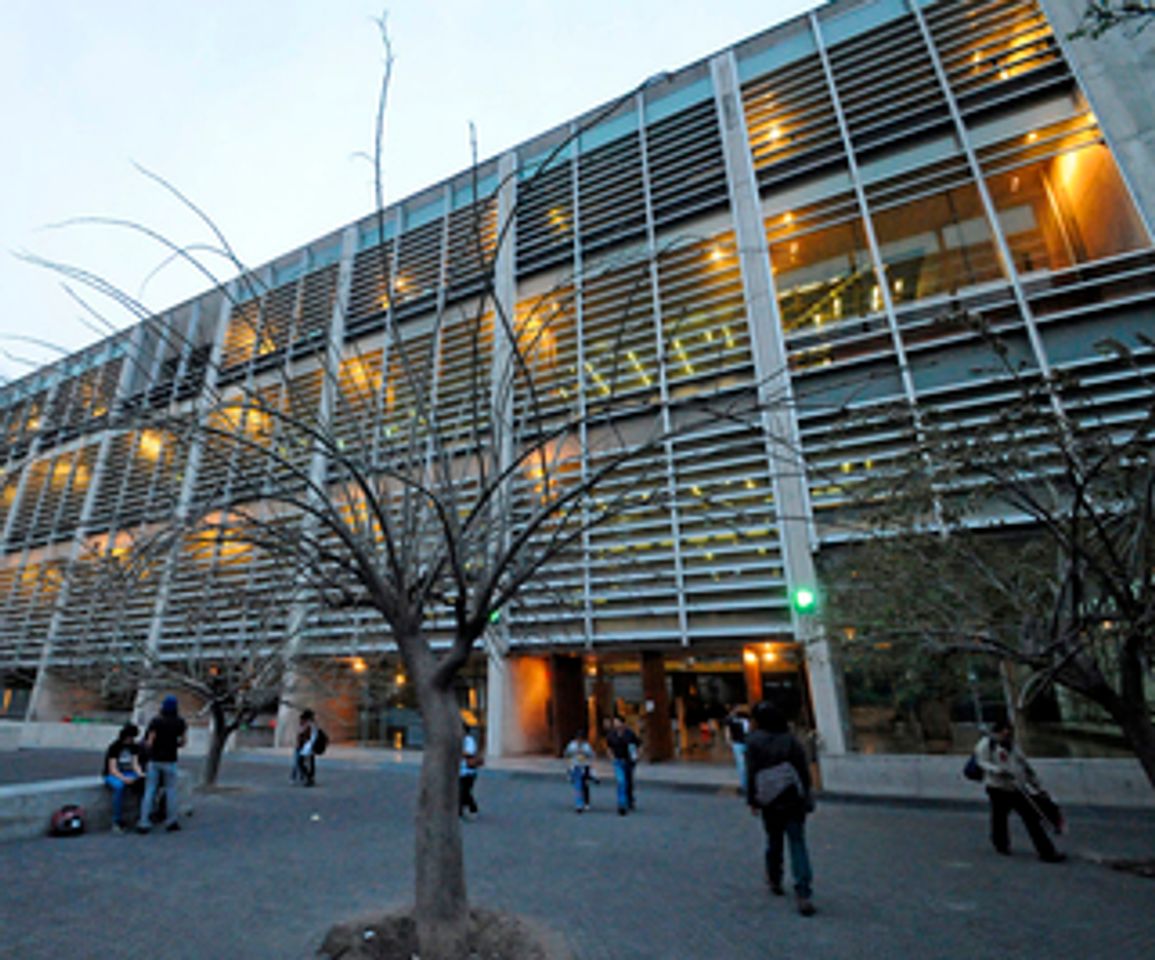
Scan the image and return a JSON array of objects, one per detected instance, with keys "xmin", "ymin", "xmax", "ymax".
[
  {"xmin": 985, "ymin": 143, "xmax": 1149, "ymax": 273},
  {"xmin": 871, "ymin": 184, "xmax": 1002, "ymax": 302}
]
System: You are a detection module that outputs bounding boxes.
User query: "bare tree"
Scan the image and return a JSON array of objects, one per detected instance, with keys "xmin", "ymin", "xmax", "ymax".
[
  {"xmin": 1072, "ymin": 1, "xmax": 1155, "ymax": 38},
  {"xmin": 12, "ymin": 29, "xmax": 790, "ymax": 960}
]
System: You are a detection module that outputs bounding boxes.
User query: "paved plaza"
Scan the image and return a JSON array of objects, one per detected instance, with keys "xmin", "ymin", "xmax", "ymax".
[{"xmin": 2, "ymin": 748, "xmax": 1153, "ymax": 959}]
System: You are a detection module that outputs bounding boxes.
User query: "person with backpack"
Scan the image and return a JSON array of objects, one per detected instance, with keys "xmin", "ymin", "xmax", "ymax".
[
  {"xmin": 102, "ymin": 722, "xmax": 144, "ymax": 832},
  {"xmin": 136, "ymin": 695, "xmax": 187, "ymax": 834},
  {"xmin": 973, "ymin": 718, "xmax": 1066, "ymax": 863},
  {"xmin": 292, "ymin": 709, "xmax": 326, "ymax": 787},
  {"xmin": 745, "ymin": 699, "xmax": 816, "ymax": 916}
]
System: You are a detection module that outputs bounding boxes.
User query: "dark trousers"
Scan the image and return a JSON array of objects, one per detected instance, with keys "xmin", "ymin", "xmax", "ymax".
[
  {"xmin": 459, "ymin": 773, "xmax": 478, "ymax": 815},
  {"xmin": 762, "ymin": 812, "xmax": 813, "ymax": 898},
  {"xmin": 987, "ymin": 787, "xmax": 1058, "ymax": 859}
]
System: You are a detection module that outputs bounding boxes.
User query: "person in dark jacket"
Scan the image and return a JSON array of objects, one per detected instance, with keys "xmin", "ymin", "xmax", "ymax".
[
  {"xmin": 745, "ymin": 700, "xmax": 816, "ymax": 916},
  {"xmin": 136, "ymin": 694, "xmax": 188, "ymax": 834}
]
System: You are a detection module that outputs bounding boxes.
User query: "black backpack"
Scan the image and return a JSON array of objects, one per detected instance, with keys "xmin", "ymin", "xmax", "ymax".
[{"xmin": 312, "ymin": 727, "xmax": 329, "ymax": 756}]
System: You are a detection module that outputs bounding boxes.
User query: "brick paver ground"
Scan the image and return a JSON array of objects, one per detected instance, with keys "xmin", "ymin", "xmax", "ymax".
[{"xmin": 2, "ymin": 748, "xmax": 1152, "ymax": 959}]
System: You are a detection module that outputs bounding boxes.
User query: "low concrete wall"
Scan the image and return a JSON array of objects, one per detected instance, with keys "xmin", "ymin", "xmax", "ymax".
[
  {"xmin": 18, "ymin": 721, "xmax": 212, "ymax": 755},
  {"xmin": 0, "ymin": 777, "xmax": 113, "ymax": 842},
  {"xmin": 820, "ymin": 753, "xmax": 1152, "ymax": 808},
  {"xmin": 0, "ymin": 722, "xmax": 20, "ymax": 752}
]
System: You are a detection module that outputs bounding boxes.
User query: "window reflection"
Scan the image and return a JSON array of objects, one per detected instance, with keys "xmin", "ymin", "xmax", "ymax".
[
  {"xmin": 770, "ymin": 217, "xmax": 874, "ymax": 334},
  {"xmin": 871, "ymin": 185, "xmax": 1001, "ymax": 302}
]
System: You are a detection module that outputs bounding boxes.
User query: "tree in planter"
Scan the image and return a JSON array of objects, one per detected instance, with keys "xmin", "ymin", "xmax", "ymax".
[
  {"xmin": 822, "ymin": 330, "xmax": 1155, "ymax": 789},
  {"xmin": 20, "ymin": 40, "xmax": 787, "ymax": 960}
]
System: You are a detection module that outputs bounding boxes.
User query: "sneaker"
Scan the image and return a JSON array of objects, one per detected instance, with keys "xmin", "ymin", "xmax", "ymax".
[
  {"xmin": 796, "ymin": 896, "xmax": 816, "ymax": 917},
  {"xmin": 165, "ymin": 821, "xmax": 182, "ymax": 832},
  {"xmin": 111, "ymin": 822, "xmax": 125, "ymax": 835},
  {"xmin": 768, "ymin": 881, "xmax": 784, "ymax": 896},
  {"xmin": 618, "ymin": 807, "xmax": 627, "ymax": 816}
]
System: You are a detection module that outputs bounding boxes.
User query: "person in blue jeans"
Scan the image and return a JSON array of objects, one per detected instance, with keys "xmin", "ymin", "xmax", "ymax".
[
  {"xmin": 605, "ymin": 714, "xmax": 640, "ymax": 816},
  {"xmin": 102, "ymin": 723, "xmax": 144, "ymax": 832},
  {"xmin": 745, "ymin": 700, "xmax": 816, "ymax": 916},
  {"xmin": 563, "ymin": 730, "xmax": 598, "ymax": 813},
  {"xmin": 136, "ymin": 695, "xmax": 188, "ymax": 834}
]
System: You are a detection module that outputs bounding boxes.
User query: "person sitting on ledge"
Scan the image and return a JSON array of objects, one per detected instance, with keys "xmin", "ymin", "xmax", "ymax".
[{"xmin": 103, "ymin": 722, "xmax": 144, "ymax": 833}]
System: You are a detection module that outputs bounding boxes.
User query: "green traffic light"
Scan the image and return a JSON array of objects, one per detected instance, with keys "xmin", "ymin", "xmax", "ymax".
[
  {"xmin": 488, "ymin": 608, "xmax": 502, "ymax": 624},
  {"xmin": 791, "ymin": 586, "xmax": 817, "ymax": 613}
]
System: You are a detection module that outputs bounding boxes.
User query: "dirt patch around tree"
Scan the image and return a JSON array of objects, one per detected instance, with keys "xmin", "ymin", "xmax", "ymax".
[{"xmin": 319, "ymin": 906, "xmax": 576, "ymax": 960}]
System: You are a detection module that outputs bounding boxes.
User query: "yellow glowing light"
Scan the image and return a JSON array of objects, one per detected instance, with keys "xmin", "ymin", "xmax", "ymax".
[
  {"xmin": 1026, "ymin": 131, "xmax": 1038, "ymax": 143},
  {"xmin": 783, "ymin": 211, "xmax": 794, "ymax": 224},
  {"xmin": 768, "ymin": 125, "xmax": 782, "ymax": 142},
  {"xmin": 395, "ymin": 671, "xmax": 406, "ymax": 685},
  {"xmin": 762, "ymin": 651, "xmax": 777, "ymax": 664},
  {"xmin": 743, "ymin": 650, "xmax": 758, "ymax": 665},
  {"xmin": 137, "ymin": 430, "xmax": 165, "ymax": 462},
  {"xmin": 351, "ymin": 657, "xmax": 367, "ymax": 673}
]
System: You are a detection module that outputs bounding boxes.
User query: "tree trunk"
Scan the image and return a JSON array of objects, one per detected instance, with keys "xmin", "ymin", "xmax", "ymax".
[
  {"xmin": 1113, "ymin": 702, "xmax": 1155, "ymax": 792},
  {"xmin": 201, "ymin": 702, "xmax": 230, "ymax": 788},
  {"xmin": 413, "ymin": 679, "xmax": 469, "ymax": 959}
]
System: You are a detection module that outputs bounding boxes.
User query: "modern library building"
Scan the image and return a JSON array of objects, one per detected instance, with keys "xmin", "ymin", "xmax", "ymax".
[{"xmin": 1, "ymin": 0, "xmax": 1152, "ymax": 791}]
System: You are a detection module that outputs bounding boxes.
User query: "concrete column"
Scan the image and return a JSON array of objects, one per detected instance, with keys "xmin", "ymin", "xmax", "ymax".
[
  {"xmin": 709, "ymin": 51, "xmax": 849, "ymax": 756},
  {"xmin": 641, "ymin": 651, "xmax": 673, "ymax": 761},
  {"xmin": 275, "ymin": 226, "xmax": 359, "ymax": 747}
]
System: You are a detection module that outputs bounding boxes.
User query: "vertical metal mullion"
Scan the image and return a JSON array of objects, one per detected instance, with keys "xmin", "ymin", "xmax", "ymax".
[
  {"xmin": 570, "ymin": 122, "xmax": 595, "ymax": 652},
  {"xmin": 909, "ymin": 0, "xmax": 1058, "ymax": 399},
  {"xmin": 638, "ymin": 91, "xmax": 691, "ymax": 647},
  {"xmin": 810, "ymin": 11, "xmax": 920, "ymax": 412}
]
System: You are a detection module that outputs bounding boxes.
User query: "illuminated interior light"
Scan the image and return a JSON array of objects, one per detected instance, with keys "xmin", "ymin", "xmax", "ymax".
[
  {"xmin": 709, "ymin": 246, "xmax": 725, "ymax": 264},
  {"xmin": 351, "ymin": 657, "xmax": 367, "ymax": 673},
  {"xmin": 894, "ymin": 278, "xmax": 904, "ymax": 294},
  {"xmin": 841, "ymin": 462, "xmax": 852, "ymax": 474},
  {"xmin": 137, "ymin": 430, "xmax": 165, "ymax": 462},
  {"xmin": 768, "ymin": 125, "xmax": 782, "ymax": 142},
  {"xmin": 1010, "ymin": 175, "xmax": 1021, "ymax": 193},
  {"xmin": 745, "ymin": 479, "xmax": 756, "ymax": 490},
  {"xmin": 999, "ymin": 69, "xmax": 1009, "ymax": 80},
  {"xmin": 762, "ymin": 651, "xmax": 777, "ymax": 664},
  {"xmin": 783, "ymin": 211, "xmax": 794, "ymax": 224},
  {"xmin": 1026, "ymin": 131, "xmax": 1038, "ymax": 143},
  {"xmin": 743, "ymin": 650, "xmax": 758, "ymax": 665}
]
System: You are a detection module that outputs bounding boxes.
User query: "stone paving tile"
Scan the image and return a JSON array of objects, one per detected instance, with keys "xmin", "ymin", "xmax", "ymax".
[{"xmin": 1, "ymin": 751, "xmax": 1152, "ymax": 959}]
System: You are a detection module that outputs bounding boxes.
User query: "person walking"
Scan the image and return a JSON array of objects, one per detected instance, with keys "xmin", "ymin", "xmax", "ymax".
[
  {"xmin": 725, "ymin": 705, "xmax": 751, "ymax": 792},
  {"xmin": 103, "ymin": 722, "xmax": 144, "ymax": 832},
  {"xmin": 973, "ymin": 719, "xmax": 1065, "ymax": 863},
  {"xmin": 292, "ymin": 709, "xmax": 319, "ymax": 787},
  {"xmin": 563, "ymin": 730, "xmax": 597, "ymax": 813},
  {"xmin": 136, "ymin": 695, "xmax": 187, "ymax": 834},
  {"xmin": 746, "ymin": 700, "xmax": 816, "ymax": 916},
  {"xmin": 459, "ymin": 723, "xmax": 482, "ymax": 820},
  {"xmin": 605, "ymin": 714, "xmax": 641, "ymax": 816}
]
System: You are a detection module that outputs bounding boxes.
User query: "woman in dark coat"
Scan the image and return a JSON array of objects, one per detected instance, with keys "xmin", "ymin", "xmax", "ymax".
[{"xmin": 745, "ymin": 700, "xmax": 816, "ymax": 916}]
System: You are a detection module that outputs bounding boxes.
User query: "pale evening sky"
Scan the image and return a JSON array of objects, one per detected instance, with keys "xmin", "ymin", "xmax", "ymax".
[{"xmin": 0, "ymin": 0, "xmax": 817, "ymax": 384}]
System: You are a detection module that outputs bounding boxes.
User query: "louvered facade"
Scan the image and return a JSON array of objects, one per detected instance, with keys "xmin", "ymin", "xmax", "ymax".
[{"xmin": 1, "ymin": 0, "xmax": 1152, "ymax": 766}]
